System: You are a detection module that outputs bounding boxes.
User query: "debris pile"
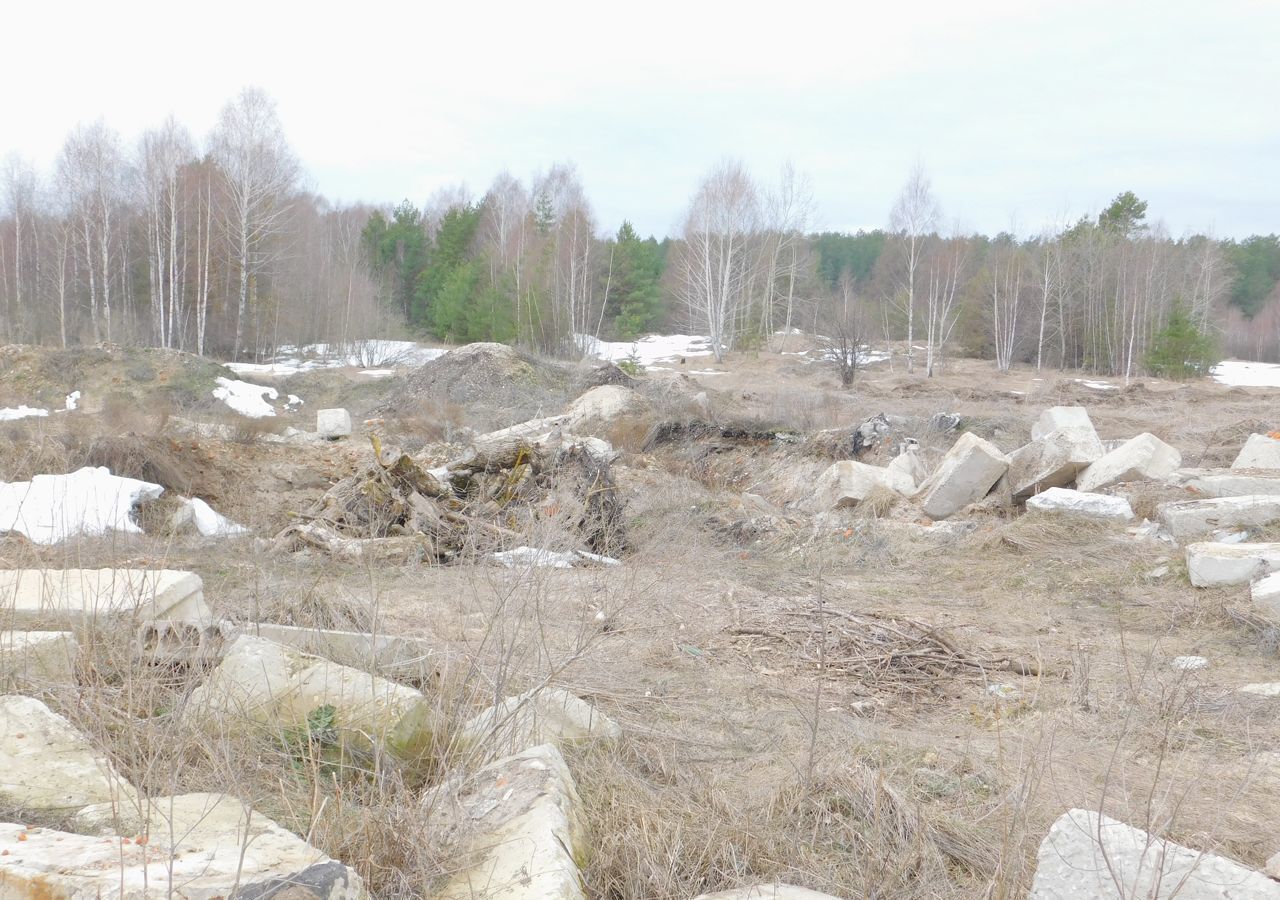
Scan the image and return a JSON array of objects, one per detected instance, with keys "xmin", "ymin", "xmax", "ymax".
[{"xmin": 272, "ymin": 424, "xmax": 626, "ymax": 563}]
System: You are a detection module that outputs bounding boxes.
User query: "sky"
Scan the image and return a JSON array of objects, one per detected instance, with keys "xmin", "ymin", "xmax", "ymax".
[{"xmin": 2, "ymin": 0, "xmax": 1277, "ymax": 239}]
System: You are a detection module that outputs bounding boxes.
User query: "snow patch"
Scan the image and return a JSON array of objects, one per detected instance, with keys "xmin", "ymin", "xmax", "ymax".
[
  {"xmin": 359, "ymin": 369, "xmax": 395, "ymax": 378},
  {"xmin": 1212, "ymin": 359, "xmax": 1280, "ymax": 388},
  {"xmin": 225, "ymin": 341, "xmax": 446, "ymax": 376},
  {"xmin": 212, "ymin": 377, "xmax": 278, "ymax": 418},
  {"xmin": 64, "ymin": 391, "xmax": 80, "ymax": 411},
  {"xmin": 1075, "ymin": 379, "xmax": 1118, "ymax": 392},
  {"xmin": 0, "ymin": 406, "xmax": 49, "ymax": 422},
  {"xmin": 491, "ymin": 547, "xmax": 621, "ymax": 569},
  {"xmin": 0, "ymin": 466, "xmax": 163, "ymax": 544},
  {"xmin": 577, "ymin": 333, "xmax": 715, "ymax": 367},
  {"xmin": 285, "ymin": 394, "xmax": 303, "ymax": 408}
]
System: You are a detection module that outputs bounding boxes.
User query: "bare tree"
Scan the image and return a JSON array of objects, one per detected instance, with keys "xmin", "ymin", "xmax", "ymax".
[
  {"xmin": 208, "ymin": 87, "xmax": 299, "ymax": 358},
  {"xmin": 2, "ymin": 155, "xmax": 37, "ymax": 341},
  {"xmin": 923, "ymin": 230, "xmax": 968, "ymax": 376},
  {"xmin": 677, "ymin": 160, "xmax": 760, "ymax": 362},
  {"xmin": 138, "ymin": 117, "xmax": 196, "ymax": 348},
  {"xmin": 763, "ymin": 161, "xmax": 816, "ymax": 349},
  {"xmin": 888, "ymin": 163, "xmax": 940, "ymax": 373},
  {"xmin": 819, "ymin": 271, "xmax": 868, "ymax": 387}
]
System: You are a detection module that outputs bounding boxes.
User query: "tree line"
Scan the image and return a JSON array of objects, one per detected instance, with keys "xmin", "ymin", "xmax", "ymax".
[{"xmin": 1, "ymin": 88, "xmax": 1278, "ymax": 373}]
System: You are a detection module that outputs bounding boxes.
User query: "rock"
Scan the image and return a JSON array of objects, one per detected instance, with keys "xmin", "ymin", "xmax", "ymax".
[
  {"xmin": 1025, "ymin": 487, "xmax": 1135, "ymax": 522},
  {"xmin": 4, "ymin": 793, "xmax": 366, "ymax": 899},
  {"xmin": 317, "ymin": 407, "xmax": 353, "ymax": 439},
  {"xmin": 186, "ymin": 634, "xmax": 441, "ymax": 770},
  {"xmin": 914, "ymin": 432, "xmax": 1009, "ymax": 520},
  {"xmin": 1008, "ymin": 409, "xmax": 1103, "ymax": 498},
  {"xmin": 0, "ymin": 631, "xmax": 79, "ymax": 686},
  {"xmin": 1030, "ymin": 406, "xmax": 1103, "ymax": 451},
  {"xmin": 1233, "ymin": 433, "xmax": 1280, "ymax": 470},
  {"xmin": 693, "ymin": 887, "xmax": 847, "ymax": 900},
  {"xmin": 0, "ymin": 694, "xmax": 135, "ymax": 814},
  {"xmin": 886, "ymin": 447, "xmax": 929, "ymax": 489},
  {"xmin": 813, "ymin": 460, "xmax": 915, "ymax": 509},
  {"xmin": 564, "ymin": 385, "xmax": 648, "ymax": 430},
  {"xmin": 1240, "ymin": 683, "xmax": 1280, "ymax": 697},
  {"xmin": 463, "ymin": 688, "xmax": 621, "ymax": 752},
  {"xmin": 1186, "ymin": 541, "xmax": 1280, "ymax": 587},
  {"xmin": 1076, "ymin": 433, "xmax": 1181, "ymax": 492},
  {"xmin": 1028, "ymin": 808, "xmax": 1280, "ymax": 899},
  {"xmin": 1177, "ymin": 469, "xmax": 1280, "ymax": 498},
  {"xmin": 426, "ymin": 743, "xmax": 586, "ymax": 900},
  {"xmin": 1252, "ymin": 572, "xmax": 1280, "ymax": 616},
  {"xmin": 241, "ymin": 622, "xmax": 436, "ymax": 680},
  {"xmin": 1158, "ymin": 495, "xmax": 1280, "ymax": 542},
  {"xmin": 0, "ymin": 568, "xmax": 210, "ymax": 629}
]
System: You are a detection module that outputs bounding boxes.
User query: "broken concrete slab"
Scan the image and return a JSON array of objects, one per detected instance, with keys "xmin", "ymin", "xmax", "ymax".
[
  {"xmin": 6, "ymin": 793, "xmax": 366, "ymax": 899},
  {"xmin": 1186, "ymin": 541, "xmax": 1280, "ymax": 587},
  {"xmin": 1252, "ymin": 572, "xmax": 1280, "ymax": 617},
  {"xmin": 1007, "ymin": 433, "xmax": 1098, "ymax": 498},
  {"xmin": 241, "ymin": 622, "xmax": 435, "ymax": 680},
  {"xmin": 1030, "ymin": 406, "xmax": 1103, "ymax": 450},
  {"xmin": 186, "ymin": 634, "xmax": 441, "ymax": 770},
  {"xmin": 1028, "ymin": 808, "xmax": 1280, "ymax": 899},
  {"xmin": 0, "ymin": 631, "xmax": 79, "ymax": 686},
  {"xmin": 463, "ymin": 688, "xmax": 621, "ymax": 752},
  {"xmin": 1158, "ymin": 495, "xmax": 1280, "ymax": 542},
  {"xmin": 0, "ymin": 568, "xmax": 209, "ymax": 630},
  {"xmin": 1233, "ymin": 433, "xmax": 1280, "ymax": 470},
  {"xmin": 1076, "ymin": 433, "xmax": 1182, "ymax": 492},
  {"xmin": 317, "ymin": 407, "xmax": 353, "ymax": 439},
  {"xmin": 915, "ymin": 432, "xmax": 1009, "ymax": 520},
  {"xmin": 693, "ymin": 888, "xmax": 848, "ymax": 900},
  {"xmin": 1025, "ymin": 487, "xmax": 1135, "ymax": 522},
  {"xmin": 426, "ymin": 743, "xmax": 586, "ymax": 900},
  {"xmin": 1177, "ymin": 469, "xmax": 1280, "ymax": 498},
  {"xmin": 813, "ymin": 460, "xmax": 915, "ymax": 510},
  {"xmin": 0, "ymin": 694, "xmax": 135, "ymax": 814}
]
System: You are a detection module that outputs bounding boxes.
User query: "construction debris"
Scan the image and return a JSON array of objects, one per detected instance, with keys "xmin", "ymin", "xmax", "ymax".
[
  {"xmin": 1076, "ymin": 432, "xmax": 1181, "ymax": 491},
  {"xmin": 1233, "ymin": 433, "xmax": 1280, "ymax": 470}
]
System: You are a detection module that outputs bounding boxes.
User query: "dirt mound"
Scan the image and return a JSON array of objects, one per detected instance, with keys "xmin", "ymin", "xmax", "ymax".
[
  {"xmin": 375, "ymin": 343, "xmax": 577, "ymax": 428},
  {"xmin": 0, "ymin": 343, "xmax": 233, "ymax": 412}
]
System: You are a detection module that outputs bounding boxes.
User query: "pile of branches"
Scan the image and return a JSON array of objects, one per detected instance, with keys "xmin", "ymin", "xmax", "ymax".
[
  {"xmin": 726, "ymin": 604, "xmax": 1037, "ymax": 692},
  {"xmin": 272, "ymin": 419, "xmax": 626, "ymax": 563}
]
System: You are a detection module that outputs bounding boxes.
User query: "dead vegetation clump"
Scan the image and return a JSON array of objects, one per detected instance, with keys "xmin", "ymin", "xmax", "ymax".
[{"xmin": 272, "ymin": 430, "xmax": 627, "ymax": 563}]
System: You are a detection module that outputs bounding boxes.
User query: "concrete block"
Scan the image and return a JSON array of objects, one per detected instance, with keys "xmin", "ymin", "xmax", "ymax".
[
  {"xmin": 1158, "ymin": 495, "xmax": 1280, "ymax": 542},
  {"xmin": 1026, "ymin": 487, "xmax": 1134, "ymax": 522},
  {"xmin": 1077, "ymin": 433, "xmax": 1181, "ymax": 492},
  {"xmin": 317, "ymin": 408, "xmax": 353, "ymax": 439},
  {"xmin": 1186, "ymin": 542, "xmax": 1280, "ymax": 587},
  {"xmin": 915, "ymin": 432, "xmax": 1009, "ymax": 520}
]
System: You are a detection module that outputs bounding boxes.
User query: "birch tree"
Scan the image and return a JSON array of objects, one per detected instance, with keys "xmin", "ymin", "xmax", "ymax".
[
  {"xmin": 677, "ymin": 160, "xmax": 760, "ymax": 362},
  {"xmin": 208, "ymin": 87, "xmax": 299, "ymax": 358},
  {"xmin": 138, "ymin": 117, "xmax": 196, "ymax": 348},
  {"xmin": 888, "ymin": 163, "xmax": 940, "ymax": 373}
]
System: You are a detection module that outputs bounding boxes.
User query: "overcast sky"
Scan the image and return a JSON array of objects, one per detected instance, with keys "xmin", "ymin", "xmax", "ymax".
[{"xmin": 3, "ymin": 0, "xmax": 1277, "ymax": 239}]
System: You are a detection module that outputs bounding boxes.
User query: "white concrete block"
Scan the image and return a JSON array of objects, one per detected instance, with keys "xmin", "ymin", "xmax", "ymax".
[
  {"xmin": 915, "ymin": 432, "xmax": 1009, "ymax": 520},
  {"xmin": 1186, "ymin": 542, "xmax": 1280, "ymax": 587},
  {"xmin": 813, "ymin": 460, "xmax": 915, "ymax": 509},
  {"xmin": 1158, "ymin": 495, "xmax": 1280, "ymax": 542},
  {"xmin": 317, "ymin": 407, "xmax": 353, "ymax": 439},
  {"xmin": 1029, "ymin": 808, "xmax": 1280, "ymax": 899},
  {"xmin": 1077, "ymin": 433, "xmax": 1181, "ymax": 492},
  {"xmin": 1025, "ymin": 487, "xmax": 1134, "ymax": 522},
  {"xmin": 0, "ymin": 569, "xmax": 209, "ymax": 629},
  {"xmin": 1233, "ymin": 433, "xmax": 1280, "ymax": 470},
  {"xmin": 0, "ymin": 631, "xmax": 79, "ymax": 686}
]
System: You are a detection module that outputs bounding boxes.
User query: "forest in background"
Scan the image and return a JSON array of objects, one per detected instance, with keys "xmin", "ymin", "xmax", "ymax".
[{"xmin": 2, "ymin": 87, "xmax": 1279, "ymax": 374}]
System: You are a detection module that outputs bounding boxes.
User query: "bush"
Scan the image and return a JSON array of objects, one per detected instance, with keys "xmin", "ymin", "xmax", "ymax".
[{"xmin": 1146, "ymin": 306, "xmax": 1217, "ymax": 379}]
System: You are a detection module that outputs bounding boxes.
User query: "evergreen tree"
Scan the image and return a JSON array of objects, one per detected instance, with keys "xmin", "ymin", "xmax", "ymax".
[
  {"xmin": 413, "ymin": 204, "xmax": 481, "ymax": 326},
  {"xmin": 604, "ymin": 221, "xmax": 664, "ymax": 338},
  {"xmin": 361, "ymin": 200, "xmax": 427, "ymax": 320},
  {"xmin": 1098, "ymin": 191, "xmax": 1148, "ymax": 237},
  {"xmin": 1146, "ymin": 304, "xmax": 1217, "ymax": 379}
]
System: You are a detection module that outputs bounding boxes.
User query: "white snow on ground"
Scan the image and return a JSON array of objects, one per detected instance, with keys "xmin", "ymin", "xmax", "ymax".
[
  {"xmin": 491, "ymin": 547, "xmax": 621, "ymax": 569},
  {"xmin": 1075, "ymin": 379, "xmax": 1119, "ymax": 391},
  {"xmin": 285, "ymin": 394, "xmax": 303, "ymax": 408},
  {"xmin": 65, "ymin": 391, "xmax": 80, "ymax": 411},
  {"xmin": 1212, "ymin": 359, "xmax": 1280, "ymax": 387},
  {"xmin": 225, "ymin": 340, "xmax": 446, "ymax": 376},
  {"xmin": 578, "ymin": 333, "xmax": 715, "ymax": 367},
  {"xmin": 0, "ymin": 466, "xmax": 163, "ymax": 544},
  {"xmin": 0, "ymin": 405, "xmax": 49, "ymax": 421},
  {"xmin": 359, "ymin": 369, "xmax": 395, "ymax": 378},
  {"xmin": 212, "ymin": 377, "xmax": 278, "ymax": 418},
  {"xmin": 177, "ymin": 497, "xmax": 249, "ymax": 537}
]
